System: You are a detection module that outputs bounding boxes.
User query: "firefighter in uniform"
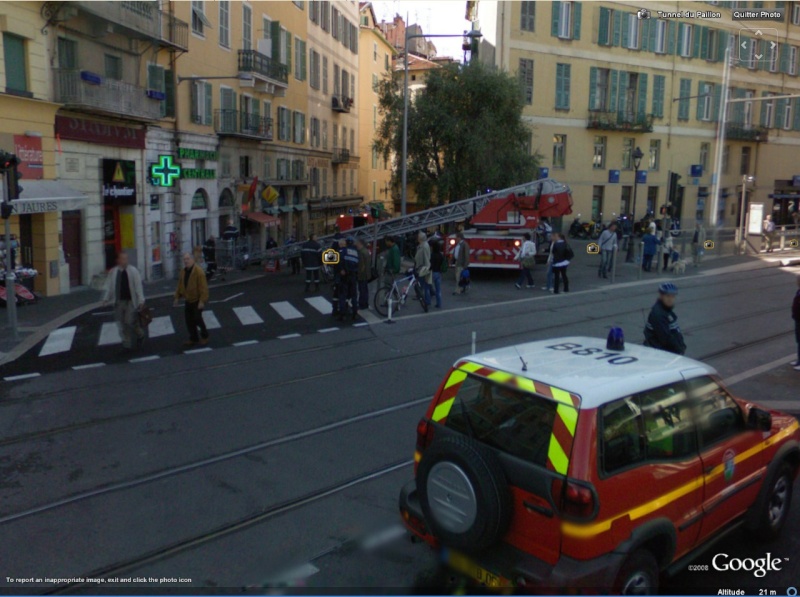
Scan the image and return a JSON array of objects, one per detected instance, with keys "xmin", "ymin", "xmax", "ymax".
[
  {"xmin": 337, "ymin": 236, "xmax": 360, "ymax": 321},
  {"xmin": 644, "ymin": 282, "xmax": 686, "ymax": 355}
]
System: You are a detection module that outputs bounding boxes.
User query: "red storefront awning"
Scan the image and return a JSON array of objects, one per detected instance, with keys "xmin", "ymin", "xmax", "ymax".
[{"xmin": 243, "ymin": 212, "xmax": 279, "ymax": 226}]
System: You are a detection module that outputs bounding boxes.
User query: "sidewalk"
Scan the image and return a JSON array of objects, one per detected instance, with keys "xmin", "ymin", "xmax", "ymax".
[{"xmin": 0, "ymin": 268, "xmax": 266, "ymax": 363}]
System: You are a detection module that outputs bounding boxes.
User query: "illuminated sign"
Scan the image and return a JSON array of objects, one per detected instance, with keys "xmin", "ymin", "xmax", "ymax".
[
  {"xmin": 150, "ymin": 155, "xmax": 182, "ymax": 187},
  {"xmin": 178, "ymin": 147, "xmax": 218, "ymax": 161},
  {"xmin": 181, "ymin": 168, "xmax": 216, "ymax": 180}
]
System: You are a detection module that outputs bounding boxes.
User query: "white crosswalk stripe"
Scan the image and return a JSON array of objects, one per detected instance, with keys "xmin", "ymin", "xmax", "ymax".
[
  {"xmin": 39, "ymin": 326, "xmax": 76, "ymax": 356},
  {"xmin": 148, "ymin": 315, "xmax": 175, "ymax": 338},
  {"xmin": 98, "ymin": 322, "xmax": 122, "ymax": 346},
  {"xmin": 270, "ymin": 301, "xmax": 304, "ymax": 320},
  {"xmin": 305, "ymin": 296, "xmax": 332, "ymax": 315},
  {"xmin": 202, "ymin": 310, "xmax": 221, "ymax": 329},
  {"xmin": 233, "ymin": 305, "xmax": 264, "ymax": 325}
]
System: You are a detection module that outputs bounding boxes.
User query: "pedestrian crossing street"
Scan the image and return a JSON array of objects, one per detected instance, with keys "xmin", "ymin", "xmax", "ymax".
[{"xmin": 36, "ymin": 296, "xmax": 346, "ymax": 358}]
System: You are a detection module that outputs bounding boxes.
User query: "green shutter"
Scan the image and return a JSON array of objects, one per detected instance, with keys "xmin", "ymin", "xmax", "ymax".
[
  {"xmin": 555, "ymin": 64, "xmax": 563, "ymax": 108},
  {"xmin": 204, "ymin": 82, "xmax": 212, "ymax": 125},
  {"xmin": 717, "ymin": 30, "xmax": 728, "ymax": 63},
  {"xmin": 617, "ymin": 70, "xmax": 629, "ymax": 119},
  {"xmin": 3, "ymin": 35, "xmax": 27, "ymax": 92},
  {"xmin": 780, "ymin": 42, "xmax": 789, "ymax": 73},
  {"xmin": 637, "ymin": 73, "xmax": 647, "ymax": 118},
  {"xmin": 794, "ymin": 98, "xmax": 800, "ymax": 130},
  {"xmin": 700, "ymin": 27, "xmax": 709, "ymax": 59},
  {"xmin": 652, "ymin": 75, "xmax": 664, "ymax": 118},
  {"xmin": 301, "ymin": 40, "xmax": 307, "ymax": 80},
  {"xmin": 776, "ymin": 97, "xmax": 786, "ymax": 129},
  {"xmin": 678, "ymin": 78, "xmax": 690, "ymax": 120},
  {"xmin": 551, "ymin": 1, "xmax": 561, "ymax": 36},
  {"xmin": 696, "ymin": 81, "xmax": 705, "ymax": 120},
  {"xmin": 612, "ymin": 10, "xmax": 622, "ymax": 47},
  {"xmin": 641, "ymin": 18, "xmax": 651, "ymax": 51},
  {"xmin": 572, "ymin": 2, "xmax": 581, "ymax": 40},
  {"xmin": 286, "ymin": 32, "xmax": 292, "ymax": 72},
  {"xmin": 598, "ymin": 7, "xmax": 610, "ymax": 45},
  {"xmin": 609, "ymin": 69, "xmax": 618, "ymax": 114},
  {"xmin": 760, "ymin": 91, "xmax": 768, "ymax": 125},
  {"xmin": 253, "ymin": 98, "xmax": 260, "ymax": 118},
  {"xmin": 733, "ymin": 88, "xmax": 745, "ymax": 124},
  {"xmin": 648, "ymin": 18, "xmax": 657, "ymax": 52},
  {"xmin": 621, "ymin": 14, "xmax": 629, "ymax": 48},
  {"xmin": 667, "ymin": 21, "xmax": 676, "ymax": 55},
  {"xmin": 164, "ymin": 69, "xmax": 175, "ymax": 117},
  {"xmin": 191, "ymin": 81, "xmax": 200, "ymax": 123},
  {"xmin": 692, "ymin": 25, "xmax": 701, "ymax": 58},
  {"xmin": 588, "ymin": 67, "xmax": 598, "ymax": 109},
  {"xmin": 271, "ymin": 21, "xmax": 281, "ymax": 61}
]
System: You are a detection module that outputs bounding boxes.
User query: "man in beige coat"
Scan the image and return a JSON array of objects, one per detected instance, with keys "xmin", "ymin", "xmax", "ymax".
[
  {"xmin": 415, "ymin": 232, "xmax": 433, "ymax": 308},
  {"xmin": 103, "ymin": 251, "xmax": 146, "ymax": 350},
  {"xmin": 174, "ymin": 253, "xmax": 210, "ymax": 346}
]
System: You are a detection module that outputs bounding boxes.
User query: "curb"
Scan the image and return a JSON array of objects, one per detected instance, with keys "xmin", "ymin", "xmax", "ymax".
[{"xmin": 0, "ymin": 272, "xmax": 265, "ymax": 367}]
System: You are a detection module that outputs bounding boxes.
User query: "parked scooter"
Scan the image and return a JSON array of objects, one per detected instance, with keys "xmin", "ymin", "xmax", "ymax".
[
  {"xmin": 0, "ymin": 282, "xmax": 38, "ymax": 307},
  {"xmin": 568, "ymin": 217, "xmax": 589, "ymax": 239}
]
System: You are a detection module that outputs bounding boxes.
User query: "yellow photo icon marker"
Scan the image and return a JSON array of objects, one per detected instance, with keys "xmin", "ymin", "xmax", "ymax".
[
  {"xmin": 790, "ymin": 239, "xmax": 799, "ymax": 248},
  {"xmin": 703, "ymin": 240, "xmax": 715, "ymax": 250},
  {"xmin": 587, "ymin": 243, "xmax": 600, "ymax": 254},
  {"xmin": 322, "ymin": 249, "xmax": 340, "ymax": 265}
]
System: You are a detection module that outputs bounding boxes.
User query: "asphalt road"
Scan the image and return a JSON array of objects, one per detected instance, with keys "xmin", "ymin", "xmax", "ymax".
[{"xmin": 1, "ymin": 256, "xmax": 799, "ymax": 595}]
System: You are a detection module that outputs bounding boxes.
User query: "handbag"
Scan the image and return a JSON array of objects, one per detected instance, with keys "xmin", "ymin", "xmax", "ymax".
[
  {"xmin": 138, "ymin": 306, "xmax": 154, "ymax": 328},
  {"xmin": 521, "ymin": 256, "xmax": 536, "ymax": 269}
]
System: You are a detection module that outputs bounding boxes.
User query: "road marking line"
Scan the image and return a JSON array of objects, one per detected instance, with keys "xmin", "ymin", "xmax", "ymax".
[
  {"xmin": 39, "ymin": 326, "xmax": 76, "ymax": 357},
  {"xmin": 98, "ymin": 322, "xmax": 122, "ymax": 346},
  {"xmin": 130, "ymin": 355, "xmax": 160, "ymax": 363},
  {"xmin": 318, "ymin": 327, "xmax": 339, "ymax": 333},
  {"xmin": 210, "ymin": 292, "xmax": 244, "ymax": 303},
  {"xmin": 278, "ymin": 333, "xmax": 301, "ymax": 339},
  {"xmin": 353, "ymin": 322, "xmax": 369, "ymax": 327},
  {"xmin": 724, "ymin": 354, "xmax": 797, "ymax": 387},
  {"xmin": 360, "ymin": 524, "xmax": 407, "ymax": 551},
  {"xmin": 264, "ymin": 563, "xmax": 320, "ymax": 585},
  {"xmin": 4, "ymin": 372, "xmax": 41, "ymax": 381},
  {"xmin": 148, "ymin": 315, "xmax": 175, "ymax": 338},
  {"xmin": 184, "ymin": 347, "xmax": 212, "ymax": 354},
  {"xmin": 305, "ymin": 296, "xmax": 333, "ymax": 315},
  {"xmin": 233, "ymin": 305, "xmax": 264, "ymax": 325},
  {"xmin": 233, "ymin": 340, "xmax": 259, "ymax": 346},
  {"xmin": 271, "ymin": 301, "xmax": 304, "ymax": 320},
  {"xmin": 358, "ymin": 309, "xmax": 382, "ymax": 325},
  {"xmin": 202, "ymin": 310, "xmax": 222, "ymax": 329},
  {"xmin": 72, "ymin": 363, "xmax": 106, "ymax": 370}
]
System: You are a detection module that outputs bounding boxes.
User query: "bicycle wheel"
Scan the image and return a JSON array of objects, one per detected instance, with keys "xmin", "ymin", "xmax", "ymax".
[
  {"xmin": 414, "ymin": 282, "xmax": 429, "ymax": 312},
  {"xmin": 374, "ymin": 286, "xmax": 394, "ymax": 317}
]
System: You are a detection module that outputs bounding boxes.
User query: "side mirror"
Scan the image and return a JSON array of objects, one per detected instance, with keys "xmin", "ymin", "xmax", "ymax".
[{"xmin": 747, "ymin": 407, "xmax": 772, "ymax": 432}]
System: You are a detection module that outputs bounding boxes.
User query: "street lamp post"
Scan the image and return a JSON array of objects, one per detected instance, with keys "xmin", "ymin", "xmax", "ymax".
[
  {"xmin": 401, "ymin": 29, "xmax": 481, "ymax": 216},
  {"xmin": 739, "ymin": 175, "xmax": 755, "ymax": 253},
  {"xmin": 626, "ymin": 146, "xmax": 644, "ymax": 263}
]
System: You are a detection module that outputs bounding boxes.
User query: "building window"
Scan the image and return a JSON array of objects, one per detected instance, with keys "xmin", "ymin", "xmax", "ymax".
[
  {"xmin": 722, "ymin": 144, "xmax": 730, "ymax": 174},
  {"xmin": 293, "ymin": 111, "xmax": 306, "ymax": 144},
  {"xmin": 3, "ymin": 34, "xmax": 28, "ymax": 95},
  {"xmin": 621, "ymin": 186, "xmax": 632, "ymax": 215},
  {"xmin": 147, "ymin": 63, "xmax": 172, "ymax": 118},
  {"xmin": 104, "ymin": 54, "xmax": 122, "ymax": 80},
  {"xmin": 219, "ymin": 1, "xmax": 230, "ymax": 48},
  {"xmin": 793, "ymin": 2, "xmax": 800, "ymax": 25},
  {"xmin": 699, "ymin": 142, "xmax": 710, "ymax": 171},
  {"xmin": 552, "ymin": 134, "xmax": 566, "ymax": 168},
  {"xmin": 649, "ymin": 140, "xmax": 660, "ymax": 171},
  {"xmin": 322, "ymin": 56, "xmax": 328, "ymax": 94},
  {"xmin": 555, "ymin": 63, "xmax": 570, "ymax": 110},
  {"xmin": 373, "ymin": 42, "xmax": 378, "ymax": 61},
  {"xmin": 373, "ymin": 105, "xmax": 377, "ymax": 128},
  {"xmin": 310, "ymin": 117, "xmax": 320, "ymax": 147},
  {"xmin": 58, "ymin": 37, "xmax": 77, "ymax": 69},
  {"xmin": 698, "ymin": 82, "xmax": 713, "ymax": 121},
  {"xmin": 191, "ymin": 1, "xmax": 208, "ymax": 36},
  {"xmin": 646, "ymin": 187, "xmax": 658, "ymax": 215},
  {"xmin": 278, "ymin": 107, "xmax": 290, "ymax": 141},
  {"xmin": 322, "ymin": 120, "xmax": 328, "ymax": 149},
  {"xmin": 593, "ymin": 136, "xmax": 606, "ymax": 169},
  {"xmin": 310, "ymin": 50, "xmax": 320, "ymax": 89},
  {"xmin": 769, "ymin": 41, "xmax": 779, "ymax": 72},
  {"xmin": 652, "ymin": 75, "xmax": 665, "ymax": 118},
  {"xmin": 590, "ymin": 67, "xmax": 609, "ymax": 111},
  {"xmin": 622, "ymin": 137, "xmax": 634, "ymax": 170},
  {"xmin": 554, "ymin": 1, "xmax": 574, "ymax": 40},
  {"xmin": 242, "ymin": 5, "xmax": 252, "ymax": 50},
  {"xmin": 654, "ymin": 19, "xmax": 667, "ymax": 53},
  {"xmin": 519, "ymin": 58, "xmax": 534, "ymax": 105},
  {"xmin": 762, "ymin": 94, "xmax": 775, "ymax": 128},
  {"xmin": 748, "ymin": 38, "xmax": 759, "ymax": 68},
  {"xmin": 294, "ymin": 38, "xmax": 306, "ymax": 81},
  {"xmin": 678, "ymin": 78, "xmax": 691, "ymax": 121},
  {"xmin": 740, "ymin": 146, "xmax": 751, "ymax": 176},
  {"xmin": 372, "ymin": 148, "xmax": 378, "ymax": 169},
  {"xmin": 790, "ymin": 46, "xmax": 798, "ymax": 76},
  {"xmin": 591, "ymin": 186, "xmax": 604, "ymax": 222},
  {"xmin": 626, "ymin": 13, "xmax": 640, "ymax": 49},
  {"xmin": 191, "ymin": 80, "xmax": 212, "ymax": 125},
  {"xmin": 350, "ymin": 129, "xmax": 355, "ymax": 153},
  {"xmin": 679, "ymin": 23, "xmax": 693, "ymax": 57},
  {"xmin": 598, "ymin": 7, "xmax": 613, "ymax": 46},
  {"xmin": 783, "ymin": 99, "xmax": 793, "ymax": 131},
  {"xmin": 520, "ymin": 1, "xmax": 535, "ymax": 32}
]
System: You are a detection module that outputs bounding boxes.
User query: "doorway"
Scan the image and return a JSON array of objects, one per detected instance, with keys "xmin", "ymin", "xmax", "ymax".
[
  {"xmin": 62, "ymin": 210, "xmax": 83, "ymax": 286},
  {"xmin": 103, "ymin": 205, "xmax": 120, "ymax": 270}
]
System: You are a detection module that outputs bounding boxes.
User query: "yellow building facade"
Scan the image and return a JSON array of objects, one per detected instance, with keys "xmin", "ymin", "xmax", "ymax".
[{"xmin": 479, "ymin": 0, "xmax": 800, "ymax": 230}]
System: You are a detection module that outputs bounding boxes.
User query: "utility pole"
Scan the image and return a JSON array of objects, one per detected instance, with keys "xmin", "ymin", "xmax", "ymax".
[{"xmin": 1, "ymin": 171, "xmax": 18, "ymax": 340}]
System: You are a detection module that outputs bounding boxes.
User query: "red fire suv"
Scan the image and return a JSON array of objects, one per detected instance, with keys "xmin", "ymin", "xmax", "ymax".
[{"xmin": 399, "ymin": 336, "xmax": 800, "ymax": 594}]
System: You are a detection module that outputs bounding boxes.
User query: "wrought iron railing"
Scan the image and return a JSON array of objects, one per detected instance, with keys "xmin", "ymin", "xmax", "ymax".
[
  {"xmin": 214, "ymin": 109, "xmax": 273, "ymax": 140},
  {"xmin": 331, "ymin": 94, "xmax": 353, "ymax": 112},
  {"xmin": 331, "ymin": 148, "xmax": 351, "ymax": 164},
  {"xmin": 726, "ymin": 124, "xmax": 769, "ymax": 142},
  {"xmin": 237, "ymin": 50, "xmax": 289, "ymax": 85},
  {"xmin": 586, "ymin": 110, "xmax": 654, "ymax": 133},
  {"xmin": 54, "ymin": 69, "xmax": 161, "ymax": 120}
]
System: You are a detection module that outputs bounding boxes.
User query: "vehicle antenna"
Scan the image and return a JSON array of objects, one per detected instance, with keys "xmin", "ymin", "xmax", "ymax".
[{"xmin": 514, "ymin": 346, "xmax": 528, "ymax": 371}]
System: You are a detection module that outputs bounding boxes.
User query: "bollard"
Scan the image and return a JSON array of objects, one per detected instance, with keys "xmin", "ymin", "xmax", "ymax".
[
  {"xmin": 611, "ymin": 245, "xmax": 617, "ymax": 284},
  {"xmin": 385, "ymin": 297, "xmax": 396, "ymax": 324},
  {"xmin": 471, "ymin": 331, "xmax": 476, "ymax": 355},
  {"xmin": 637, "ymin": 242, "xmax": 643, "ymax": 280}
]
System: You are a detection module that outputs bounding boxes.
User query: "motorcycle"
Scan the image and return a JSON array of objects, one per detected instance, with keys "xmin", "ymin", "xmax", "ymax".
[
  {"xmin": 568, "ymin": 217, "xmax": 589, "ymax": 240},
  {"xmin": 0, "ymin": 282, "xmax": 38, "ymax": 307},
  {"xmin": 589, "ymin": 220, "xmax": 603, "ymax": 240}
]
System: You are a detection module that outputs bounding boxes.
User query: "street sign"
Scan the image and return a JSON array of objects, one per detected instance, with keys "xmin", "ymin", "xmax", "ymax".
[
  {"xmin": 608, "ymin": 170, "xmax": 620, "ymax": 183},
  {"xmin": 538, "ymin": 167, "xmax": 549, "ymax": 179},
  {"xmin": 636, "ymin": 170, "xmax": 647, "ymax": 184},
  {"xmin": 690, "ymin": 164, "xmax": 703, "ymax": 177}
]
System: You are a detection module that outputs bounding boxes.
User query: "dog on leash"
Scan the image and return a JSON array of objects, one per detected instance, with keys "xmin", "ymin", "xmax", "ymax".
[{"xmin": 669, "ymin": 259, "xmax": 688, "ymax": 275}]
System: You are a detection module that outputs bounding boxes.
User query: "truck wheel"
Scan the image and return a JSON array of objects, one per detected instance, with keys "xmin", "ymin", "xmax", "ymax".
[
  {"xmin": 614, "ymin": 550, "xmax": 659, "ymax": 596},
  {"xmin": 417, "ymin": 435, "xmax": 511, "ymax": 553},
  {"xmin": 748, "ymin": 463, "xmax": 793, "ymax": 541}
]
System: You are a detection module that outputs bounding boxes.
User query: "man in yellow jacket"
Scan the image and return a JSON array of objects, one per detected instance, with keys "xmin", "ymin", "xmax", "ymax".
[{"xmin": 174, "ymin": 252, "xmax": 210, "ymax": 346}]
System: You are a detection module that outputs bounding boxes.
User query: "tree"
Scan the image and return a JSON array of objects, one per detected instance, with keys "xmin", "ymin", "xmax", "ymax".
[{"xmin": 374, "ymin": 61, "xmax": 540, "ymax": 207}]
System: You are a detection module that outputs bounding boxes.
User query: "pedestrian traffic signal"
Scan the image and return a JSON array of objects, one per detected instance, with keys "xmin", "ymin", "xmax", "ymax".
[
  {"xmin": 667, "ymin": 172, "xmax": 682, "ymax": 207},
  {"xmin": 6, "ymin": 163, "xmax": 23, "ymax": 200}
]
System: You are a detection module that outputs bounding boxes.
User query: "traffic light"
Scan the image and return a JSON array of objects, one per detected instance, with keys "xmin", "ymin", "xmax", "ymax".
[
  {"xmin": 0, "ymin": 152, "xmax": 22, "ymax": 200},
  {"xmin": 667, "ymin": 172, "xmax": 681, "ymax": 206}
]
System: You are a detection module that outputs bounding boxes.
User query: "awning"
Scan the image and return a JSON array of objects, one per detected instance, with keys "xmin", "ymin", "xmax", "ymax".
[
  {"xmin": 13, "ymin": 180, "xmax": 87, "ymax": 214},
  {"xmin": 243, "ymin": 212, "xmax": 279, "ymax": 226}
]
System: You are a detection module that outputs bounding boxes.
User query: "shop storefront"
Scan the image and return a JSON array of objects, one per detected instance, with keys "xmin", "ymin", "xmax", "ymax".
[{"xmin": 770, "ymin": 178, "xmax": 800, "ymax": 226}]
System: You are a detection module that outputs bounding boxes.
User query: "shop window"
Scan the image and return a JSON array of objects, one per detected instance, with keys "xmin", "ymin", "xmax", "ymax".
[
  {"xmin": 191, "ymin": 189, "xmax": 208, "ymax": 210},
  {"xmin": 219, "ymin": 188, "xmax": 235, "ymax": 208}
]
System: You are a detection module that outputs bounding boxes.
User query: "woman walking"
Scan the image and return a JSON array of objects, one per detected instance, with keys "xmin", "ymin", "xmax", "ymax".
[
  {"xmin": 514, "ymin": 232, "xmax": 537, "ymax": 289},
  {"xmin": 430, "ymin": 240, "xmax": 444, "ymax": 308}
]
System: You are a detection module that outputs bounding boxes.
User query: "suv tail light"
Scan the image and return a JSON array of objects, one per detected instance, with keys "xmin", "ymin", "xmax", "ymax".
[
  {"xmin": 415, "ymin": 418, "xmax": 434, "ymax": 452},
  {"xmin": 554, "ymin": 479, "xmax": 596, "ymax": 519}
]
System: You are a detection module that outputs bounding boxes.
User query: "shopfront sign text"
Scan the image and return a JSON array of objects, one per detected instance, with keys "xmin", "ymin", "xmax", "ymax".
[
  {"xmin": 102, "ymin": 159, "xmax": 137, "ymax": 205},
  {"xmin": 56, "ymin": 116, "xmax": 145, "ymax": 149},
  {"xmin": 181, "ymin": 168, "xmax": 216, "ymax": 180},
  {"xmin": 178, "ymin": 147, "xmax": 218, "ymax": 161}
]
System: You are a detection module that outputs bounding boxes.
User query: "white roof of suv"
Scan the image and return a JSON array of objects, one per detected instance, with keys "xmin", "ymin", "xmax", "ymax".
[{"xmin": 465, "ymin": 336, "xmax": 718, "ymax": 409}]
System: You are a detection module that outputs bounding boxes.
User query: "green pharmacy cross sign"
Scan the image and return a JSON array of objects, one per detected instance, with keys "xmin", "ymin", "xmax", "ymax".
[{"xmin": 150, "ymin": 155, "xmax": 182, "ymax": 187}]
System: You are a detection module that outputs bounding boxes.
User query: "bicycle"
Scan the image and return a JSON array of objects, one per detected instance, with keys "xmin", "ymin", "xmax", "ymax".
[{"xmin": 374, "ymin": 269, "xmax": 429, "ymax": 316}]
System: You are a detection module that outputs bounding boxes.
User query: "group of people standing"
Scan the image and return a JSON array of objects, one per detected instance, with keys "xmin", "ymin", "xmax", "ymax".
[{"xmin": 515, "ymin": 231, "xmax": 573, "ymax": 294}]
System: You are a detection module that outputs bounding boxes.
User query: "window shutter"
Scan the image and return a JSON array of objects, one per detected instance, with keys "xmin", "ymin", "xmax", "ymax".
[
  {"xmin": 617, "ymin": 71, "xmax": 629, "ymax": 120},
  {"xmin": 776, "ymin": 97, "xmax": 786, "ymax": 129},
  {"xmin": 301, "ymin": 40, "xmax": 307, "ymax": 80},
  {"xmin": 733, "ymin": 88, "xmax": 745, "ymax": 123},
  {"xmin": 641, "ymin": 18, "xmax": 650, "ymax": 51},
  {"xmin": 551, "ymin": 1, "xmax": 561, "ymax": 37},
  {"xmin": 588, "ymin": 67, "xmax": 598, "ymax": 109},
  {"xmin": 637, "ymin": 73, "xmax": 647, "ymax": 117},
  {"xmin": 271, "ymin": 21, "xmax": 281, "ymax": 61},
  {"xmin": 253, "ymin": 98, "xmax": 260, "ymax": 118},
  {"xmin": 204, "ymin": 82, "xmax": 212, "ymax": 125},
  {"xmin": 712, "ymin": 83, "xmax": 722, "ymax": 121},
  {"xmin": 191, "ymin": 81, "xmax": 200, "ymax": 123},
  {"xmin": 780, "ymin": 42, "xmax": 789, "ymax": 73},
  {"xmin": 572, "ymin": 2, "xmax": 581, "ymax": 40},
  {"xmin": 648, "ymin": 18, "xmax": 657, "ymax": 52},
  {"xmin": 696, "ymin": 82, "xmax": 705, "ymax": 120},
  {"xmin": 793, "ymin": 98, "xmax": 800, "ymax": 130},
  {"xmin": 717, "ymin": 30, "xmax": 728, "ymax": 62},
  {"xmin": 667, "ymin": 21, "xmax": 676, "ymax": 55},
  {"xmin": 286, "ymin": 32, "xmax": 292, "ymax": 72},
  {"xmin": 652, "ymin": 75, "xmax": 663, "ymax": 117},
  {"xmin": 612, "ymin": 10, "xmax": 622, "ymax": 46},
  {"xmin": 700, "ymin": 27, "xmax": 709, "ymax": 59},
  {"xmin": 692, "ymin": 26, "xmax": 701, "ymax": 57},
  {"xmin": 609, "ymin": 69, "xmax": 618, "ymax": 114},
  {"xmin": 678, "ymin": 79, "xmax": 690, "ymax": 120},
  {"xmin": 621, "ymin": 15, "xmax": 629, "ymax": 48},
  {"xmin": 598, "ymin": 7, "xmax": 610, "ymax": 45},
  {"xmin": 760, "ymin": 91, "xmax": 768, "ymax": 126},
  {"xmin": 164, "ymin": 69, "xmax": 175, "ymax": 117}
]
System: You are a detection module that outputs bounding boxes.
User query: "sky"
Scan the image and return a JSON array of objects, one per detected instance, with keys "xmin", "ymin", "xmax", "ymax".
[{"xmin": 370, "ymin": 1, "xmax": 470, "ymax": 60}]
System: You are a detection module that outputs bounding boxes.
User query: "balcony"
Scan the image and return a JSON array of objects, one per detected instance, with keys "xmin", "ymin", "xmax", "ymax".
[
  {"xmin": 586, "ymin": 110, "xmax": 654, "ymax": 133},
  {"xmin": 54, "ymin": 69, "xmax": 162, "ymax": 121},
  {"xmin": 214, "ymin": 110, "xmax": 273, "ymax": 141},
  {"xmin": 332, "ymin": 94, "xmax": 353, "ymax": 113},
  {"xmin": 238, "ymin": 50, "xmax": 289, "ymax": 93},
  {"xmin": 331, "ymin": 148, "xmax": 351, "ymax": 164},
  {"xmin": 726, "ymin": 124, "xmax": 769, "ymax": 142},
  {"xmin": 72, "ymin": 1, "xmax": 188, "ymax": 50}
]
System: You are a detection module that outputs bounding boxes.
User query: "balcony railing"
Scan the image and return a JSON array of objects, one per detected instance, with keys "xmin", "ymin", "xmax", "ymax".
[
  {"xmin": 726, "ymin": 124, "xmax": 769, "ymax": 142},
  {"xmin": 332, "ymin": 94, "xmax": 353, "ymax": 113},
  {"xmin": 238, "ymin": 50, "xmax": 289, "ymax": 85},
  {"xmin": 331, "ymin": 148, "xmax": 351, "ymax": 164},
  {"xmin": 73, "ymin": 2, "xmax": 188, "ymax": 50},
  {"xmin": 54, "ymin": 69, "xmax": 162, "ymax": 121},
  {"xmin": 214, "ymin": 110, "xmax": 274, "ymax": 140},
  {"xmin": 586, "ymin": 110, "xmax": 654, "ymax": 133}
]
